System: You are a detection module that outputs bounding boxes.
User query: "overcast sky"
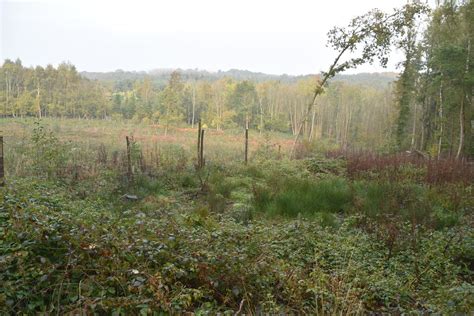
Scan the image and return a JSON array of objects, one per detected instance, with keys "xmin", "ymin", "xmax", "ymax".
[{"xmin": 1, "ymin": 0, "xmax": 433, "ymax": 75}]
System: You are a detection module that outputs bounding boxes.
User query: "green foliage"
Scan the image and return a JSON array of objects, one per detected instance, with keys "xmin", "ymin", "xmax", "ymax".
[
  {"xmin": 305, "ymin": 155, "xmax": 347, "ymax": 177},
  {"xmin": 1, "ymin": 178, "xmax": 472, "ymax": 314},
  {"xmin": 272, "ymin": 177, "xmax": 351, "ymax": 218},
  {"xmin": 0, "ymin": 122, "xmax": 472, "ymax": 313},
  {"xmin": 353, "ymin": 180, "xmax": 467, "ymax": 229},
  {"xmin": 30, "ymin": 121, "xmax": 69, "ymax": 178},
  {"xmin": 252, "ymin": 133, "xmax": 281, "ymax": 161}
]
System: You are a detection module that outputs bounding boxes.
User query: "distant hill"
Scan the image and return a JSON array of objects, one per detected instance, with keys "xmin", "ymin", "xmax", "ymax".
[
  {"xmin": 332, "ymin": 72, "xmax": 398, "ymax": 89},
  {"xmin": 81, "ymin": 68, "xmax": 398, "ymax": 89}
]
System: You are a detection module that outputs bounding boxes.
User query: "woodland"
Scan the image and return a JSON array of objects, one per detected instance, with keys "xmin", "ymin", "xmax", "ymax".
[{"xmin": 0, "ymin": 1, "xmax": 473, "ymax": 314}]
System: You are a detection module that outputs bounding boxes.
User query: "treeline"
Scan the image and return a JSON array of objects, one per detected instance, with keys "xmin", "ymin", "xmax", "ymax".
[
  {"xmin": 0, "ymin": 60, "xmax": 394, "ymax": 148},
  {"xmin": 111, "ymin": 73, "xmax": 394, "ymax": 149},
  {"xmin": 0, "ymin": 60, "xmax": 110, "ymax": 119},
  {"xmin": 395, "ymin": 0, "xmax": 473, "ymax": 157}
]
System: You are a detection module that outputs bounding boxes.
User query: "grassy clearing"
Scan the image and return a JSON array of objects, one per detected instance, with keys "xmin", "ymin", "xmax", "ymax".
[{"xmin": 0, "ymin": 118, "xmax": 473, "ymax": 314}]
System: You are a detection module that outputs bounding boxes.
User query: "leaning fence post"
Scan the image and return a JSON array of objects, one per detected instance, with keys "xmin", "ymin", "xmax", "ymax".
[
  {"xmin": 126, "ymin": 136, "xmax": 133, "ymax": 182},
  {"xmin": 199, "ymin": 129, "xmax": 205, "ymax": 169},
  {"xmin": 0, "ymin": 135, "xmax": 4, "ymax": 186}
]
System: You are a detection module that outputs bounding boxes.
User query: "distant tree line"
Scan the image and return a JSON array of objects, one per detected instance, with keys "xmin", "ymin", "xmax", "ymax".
[
  {"xmin": 81, "ymin": 68, "xmax": 397, "ymax": 89},
  {"xmin": 0, "ymin": 59, "xmax": 394, "ymax": 149}
]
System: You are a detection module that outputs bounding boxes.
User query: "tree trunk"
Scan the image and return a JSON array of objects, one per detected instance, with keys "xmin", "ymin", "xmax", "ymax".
[
  {"xmin": 437, "ymin": 83, "xmax": 444, "ymax": 159},
  {"xmin": 411, "ymin": 102, "xmax": 417, "ymax": 150},
  {"xmin": 456, "ymin": 94, "xmax": 465, "ymax": 159},
  {"xmin": 457, "ymin": 38, "xmax": 471, "ymax": 159},
  {"xmin": 309, "ymin": 106, "xmax": 316, "ymax": 141},
  {"xmin": 344, "ymin": 106, "xmax": 353, "ymax": 149},
  {"xmin": 36, "ymin": 86, "xmax": 42, "ymax": 118}
]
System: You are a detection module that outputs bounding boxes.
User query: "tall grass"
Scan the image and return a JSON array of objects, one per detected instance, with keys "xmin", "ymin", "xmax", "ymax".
[{"xmin": 253, "ymin": 176, "xmax": 352, "ymax": 225}]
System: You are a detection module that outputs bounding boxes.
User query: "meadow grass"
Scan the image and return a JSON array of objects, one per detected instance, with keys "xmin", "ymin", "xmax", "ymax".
[{"xmin": 1, "ymin": 117, "xmax": 294, "ymax": 174}]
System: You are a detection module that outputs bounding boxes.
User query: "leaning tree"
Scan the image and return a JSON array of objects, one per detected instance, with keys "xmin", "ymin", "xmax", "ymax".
[{"xmin": 291, "ymin": 2, "xmax": 429, "ymax": 156}]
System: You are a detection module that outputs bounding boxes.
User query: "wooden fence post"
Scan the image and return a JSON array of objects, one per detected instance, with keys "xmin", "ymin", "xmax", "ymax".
[
  {"xmin": 200, "ymin": 129, "xmax": 205, "ymax": 169},
  {"xmin": 0, "ymin": 135, "xmax": 4, "ymax": 186},
  {"xmin": 126, "ymin": 136, "xmax": 133, "ymax": 182},
  {"xmin": 197, "ymin": 119, "xmax": 202, "ymax": 164},
  {"xmin": 245, "ymin": 128, "xmax": 249, "ymax": 165}
]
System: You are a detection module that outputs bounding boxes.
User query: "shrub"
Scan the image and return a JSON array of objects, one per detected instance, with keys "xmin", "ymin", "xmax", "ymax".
[
  {"xmin": 352, "ymin": 180, "xmax": 463, "ymax": 229},
  {"xmin": 305, "ymin": 155, "xmax": 347, "ymax": 177},
  {"xmin": 133, "ymin": 174, "xmax": 166, "ymax": 196},
  {"xmin": 252, "ymin": 132, "xmax": 281, "ymax": 161},
  {"xmin": 30, "ymin": 121, "xmax": 69, "ymax": 178},
  {"xmin": 294, "ymin": 139, "xmax": 339, "ymax": 159}
]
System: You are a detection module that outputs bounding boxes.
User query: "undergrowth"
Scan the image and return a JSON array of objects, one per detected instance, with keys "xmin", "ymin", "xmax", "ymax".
[{"xmin": 0, "ymin": 121, "xmax": 473, "ymax": 314}]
